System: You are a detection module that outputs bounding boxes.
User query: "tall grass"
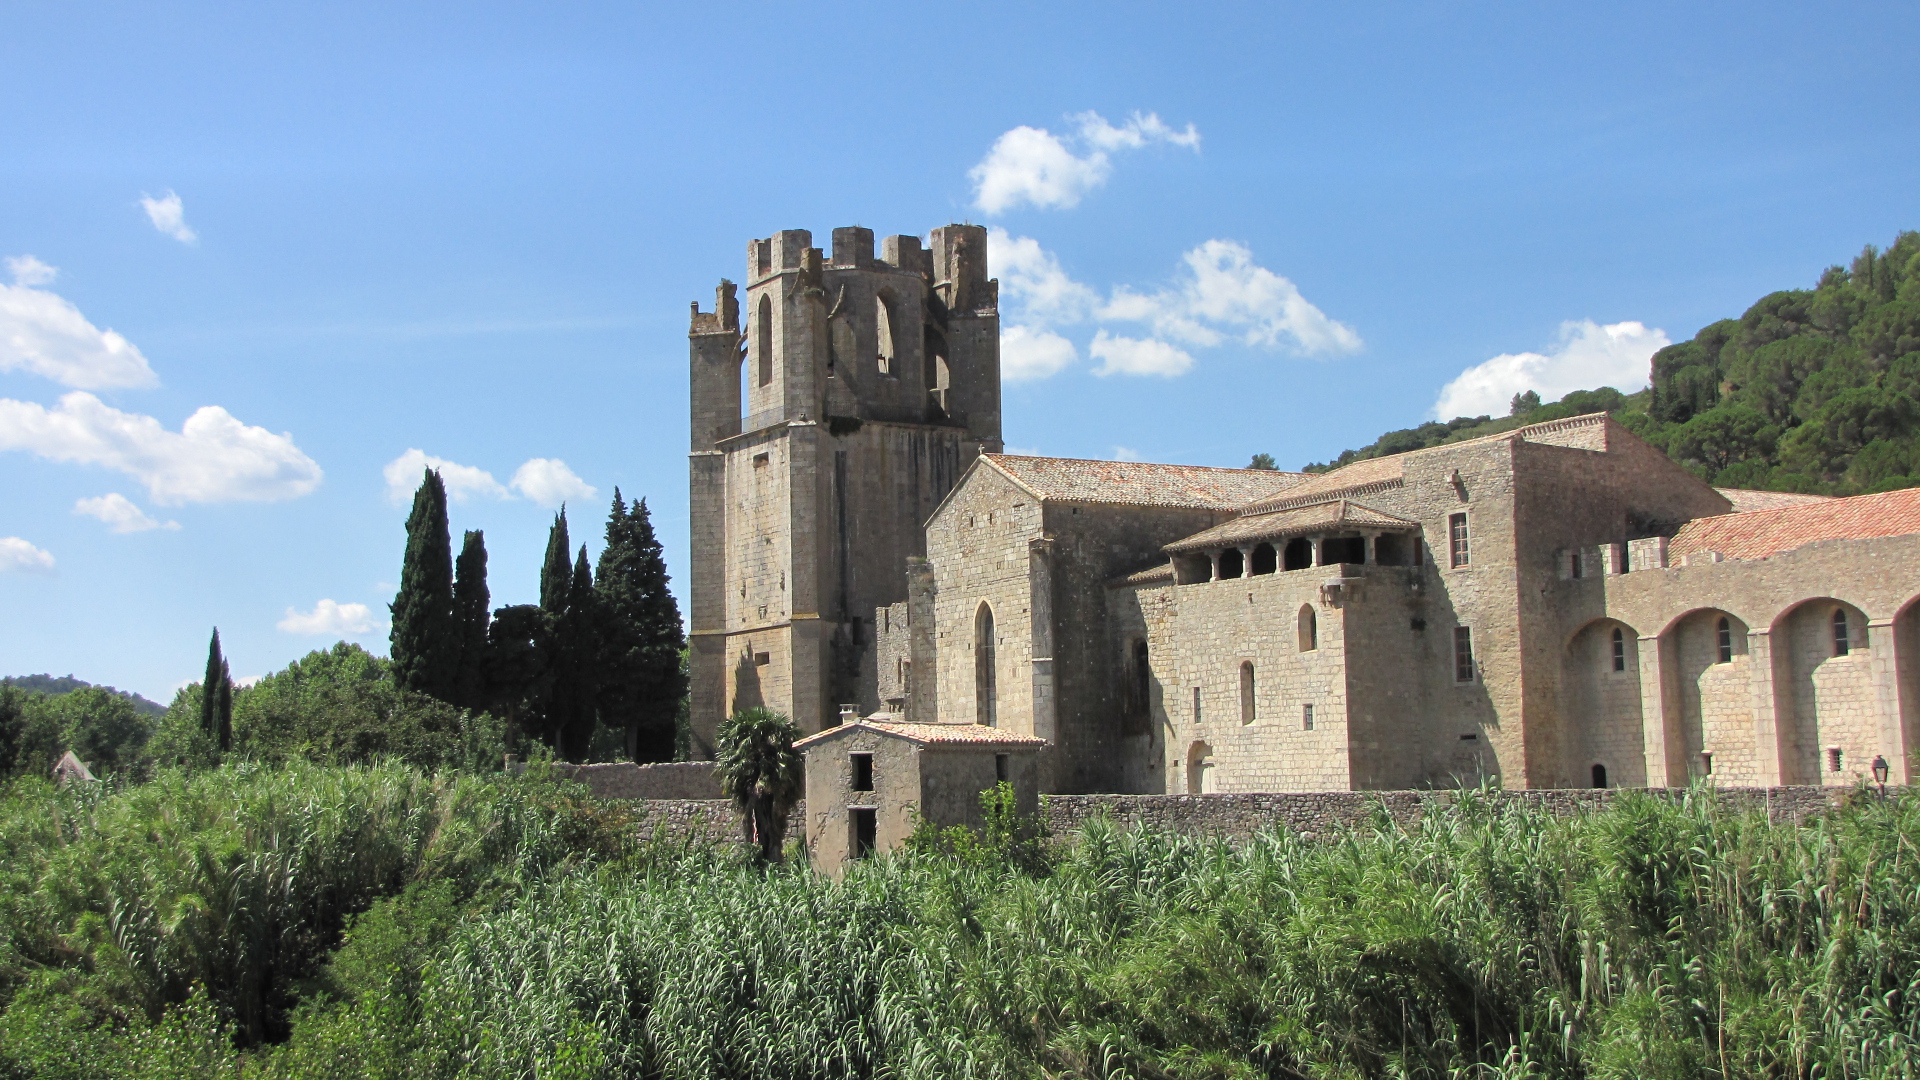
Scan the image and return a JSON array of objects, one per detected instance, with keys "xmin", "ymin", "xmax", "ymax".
[{"xmin": 6, "ymin": 772, "xmax": 1918, "ymax": 1078}]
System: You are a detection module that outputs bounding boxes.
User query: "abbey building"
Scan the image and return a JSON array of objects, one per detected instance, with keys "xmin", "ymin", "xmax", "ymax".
[{"xmin": 691, "ymin": 225, "xmax": 1920, "ymax": 794}]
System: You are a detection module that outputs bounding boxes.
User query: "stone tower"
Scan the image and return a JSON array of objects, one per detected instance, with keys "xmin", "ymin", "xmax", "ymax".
[{"xmin": 687, "ymin": 225, "xmax": 1001, "ymax": 751}]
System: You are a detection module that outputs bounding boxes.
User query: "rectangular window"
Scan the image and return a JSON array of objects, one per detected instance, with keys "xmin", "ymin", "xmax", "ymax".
[
  {"xmin": 1192, "ymin": 686, "xmax": 1202, "ymax": 725},
  {"xmin": 1570, "ymin": 549, "xmax": 1583, "ymax": 578},
  {"xmin": 850, "ymin": 752, "xmax": 873, "ymax": 792},
  {"xmin": 1828, "ymin": 747, "xmax": 1844, "ymax": 773},
  {"xmin": 1454, "ymin": 626, "xmax": 1475, "ymax": 682},
  {"xmin": 1700, "ymin": 752, "xmax": 1713, "ymax": 775},
  {"xmin": 851, "ymin": 807, "xmax": 877, "ymax": 859},
  {"xmin": 995, "ymin": 753, "xmax": 1009, "ymax": 783},
  {"xmin": 1302, "ymin": 703, "xmax": 1314, "ymax": 731},
  {"xmin": 1448, "ymin": 514, "xmax": 1470, "ymax": 567}
]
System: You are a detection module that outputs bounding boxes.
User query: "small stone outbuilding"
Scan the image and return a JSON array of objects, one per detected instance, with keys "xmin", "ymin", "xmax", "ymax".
[{"xmin": 795, "ymin": 719, "xmax": 1044, "ymax": 874}]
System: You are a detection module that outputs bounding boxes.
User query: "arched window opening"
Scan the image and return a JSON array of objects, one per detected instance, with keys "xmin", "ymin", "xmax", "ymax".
[
  {"xmin": 756, "ymin": 294, "xmax": 773, "ymax": 387},
  {"xmin": 1249, "ymin": 543, "xmax": 1277, "ymax": 575},
  {"xmin": 974, "ymin": 604, "xmax": 997, "ymax": 727},
  {"xmin": 1239, "ymin": 662, "xmax": 1255, "ymax": 725},
  {"xmin": 1283, "ymin": 538, "xmax": 1313, "ymax": 571},
  {"xmin": 1610, "ymin": 627, "xmax": 1626, "ymax": 672},
  {"xmin": 1716, "ymin": 617, "xmax": 1733, "ymax": 664},
  {"xmin": 1298, "ymin": 605, "xmax": 1318, "ymax": 652},
  {"xmin": 1591, "ymin": 763, "xmax": 1608, "ymax": 789},
  {"xmin": 874, "ymin": 294, "xmax": 897, "ymax": 376},
  {"xmin": 1833, "ymin": 607, "xmax": 1851, "ymax": 656},
  {"xmin": 1218, "ymin": 548, "xmax": 1244, "ymax": 579}
]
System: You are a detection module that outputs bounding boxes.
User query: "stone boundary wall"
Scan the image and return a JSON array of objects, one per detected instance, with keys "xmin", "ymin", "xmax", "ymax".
[
  {"xmin": 553, "ymin": 761, "xmax": 722, "ymax": 800},
  {"xmin": 1039, "ymin": 786, "xmax": 1852, "ymax": 841},
  {"xmin": 626, "ymin": 799, "xmax": 809, "ymax": 846}
]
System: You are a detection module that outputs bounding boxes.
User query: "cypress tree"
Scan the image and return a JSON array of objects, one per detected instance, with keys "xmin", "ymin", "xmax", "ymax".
[
  {"xmin": 556, "ymin": 545, "xmax": 603, "ymax": 761},
  {"xmin": 199, "ymin": 627, "xmax": 233, "ymax": 752},
  {"xmin": 453, "ymin": 529, "xmax": 491, "ymax": 710},
  {"xmin": 595, "ymin": 491, "xmax": 687, "ymax": 762},
  {"xmin": 539, "ymin": 508, "xmax": 571, "ymax": 615},
  {"xmin": 390, "ymin": 469, "xmax": 460, "ymax": 701}
]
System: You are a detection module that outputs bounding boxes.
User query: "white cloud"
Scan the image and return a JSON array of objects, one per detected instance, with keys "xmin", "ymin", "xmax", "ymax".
[
  {"xmin": 278, "ymin": 599, "xmax": 377, "ymax": 636},
  {"xmin": 0, "ymin": 537, "xmax": 55, "ymax": 575},
  {"xmin": 511, "ymin": 458, "xmax": 595, "ymax": 508},
  {"xmin": 1102, "ymin": 240, "xmax": 1362, "ymax": 356},
  {"xmin": 989, "ymin": 228, "xmax": 1100, "ymax": 325},
  {"xmin": 6, "ymin": 256, "xmax": 56, "ymax": 287},
  {"xmin": 970, "ymin": 110, "xmax": 1200, "ymax": 214},
  {"xmin": 1001, "ymin": 325, "xmax": 1078, "ymax": 382},
  {"xmin": 233, "ymin": 674, "xmax": 263, "ymax": 688},
  {"xmin": 140, "ymin": 191, "xmax": 197, "ymax": 244},
  {"xmin": 1089, "ymin": 331, "xmax": 1194, "ymax": 378},
  {"xmin": 383, "ymin": 449, "xmax": 509, "ymax": 504},
  {"xmin": 1112, "ymin": 445, "xmax": 1143, "ymax": 462},
  {"xmin": 1003, "ymin": 445, "xmax": 1044, "ymax": 456},
  {"xmin": 1431, "ymin": 320, "xmax": 1668, "ymax": 420},
  {"xmin": 0, "ymin": 258, "xmax": 159, "ymax": 389},
  {"xmin": 0, "ymin": 391, "xmax": 322, "ymax": 504},
  {"xmin": 74, "ymin": 492, "xmax": 179, "ymax": 533}
]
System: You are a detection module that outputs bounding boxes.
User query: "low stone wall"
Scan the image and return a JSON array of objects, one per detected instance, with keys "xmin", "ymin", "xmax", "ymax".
[
  {"xmin": 625, "ymin": 799, "xmax": 809, "ymax": 846},
  {"xmin": 554, "ymin": 761, "xmax": 722, "ymax": 801},
  {"xmin": 1040, "ymin": 786, "xmax": 1851, "ymax": 841}
]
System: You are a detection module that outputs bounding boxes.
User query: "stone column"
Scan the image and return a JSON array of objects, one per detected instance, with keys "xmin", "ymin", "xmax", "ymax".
[
  {"xmin": 1238, "ymin": 546, "xmax": 1253, "ymax": 576},
  {"xmin": 1028, "ymin": 537, "xmax": 1057, "ymax": 744},
  {"xmin": 1311, "ymin": 537, "xmax": 1326, "ymax": 567},
  {"xmin": 1208, "ymin": 551, "xmax": 1221, "ymax": 581},
  {"xmin": 1745, "ymin": 629, "xmax": 1787, "ymax": 786},
  {"xmin": 1636, "ymin": 635, "xmax": 1683, "ymax": 787},
  {"xmin": 1363, "ymin": 532, "xmax": 1380, "ymax": 564},
  {"xmin": 1868, "ymin": 619, "xmax": 1912, "ymax": 784}
]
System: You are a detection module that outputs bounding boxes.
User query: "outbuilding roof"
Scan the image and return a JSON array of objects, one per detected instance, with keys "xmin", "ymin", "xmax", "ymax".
[
  {"xmin": 1668, "ymin": 486, "xmax": 1920, "ymax": 563},
  {"xmin": 794, "ymin": 719, "xmax": 1048, "ymax": 750},
  {"xmin": 1713, "ymin": 487, "xmax": 1836, "ymax": 513},
  {"xmin": 981, "ymin": 455, "xmax": 1306, "ymax": 511},
  {"xmin": 1163, "ymin": 499, "xmax": 1420, "ymax": 554}
]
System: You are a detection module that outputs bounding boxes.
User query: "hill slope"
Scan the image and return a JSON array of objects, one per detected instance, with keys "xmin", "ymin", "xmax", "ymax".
[
  {"xmin": 5, "ymin": 674, "xmax": 166, "ymax": 717},
  {"xmin": 1305, "ymin": 231, "xmax": 1920, "ymax": 496}
]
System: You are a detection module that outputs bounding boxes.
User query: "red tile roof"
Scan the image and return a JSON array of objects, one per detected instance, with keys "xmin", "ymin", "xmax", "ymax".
[
  {"xmin": 1669, "ymin": 486, "xmax": 1920, "ymax": 562},
  {"xmin": 1164, "ymin": 498, "xmax": 1419, "ymax": 553},
  {"xmin": 794, "ymin": 720, "xmax": 1047, "ymax": 749},
  {"xmin": 1713, "ymin": 487, "xmax": 1836, "ymax": 513},
  {"xmin": 982, "ymin": 455, "xmax": 1306, "ymax": 510}
]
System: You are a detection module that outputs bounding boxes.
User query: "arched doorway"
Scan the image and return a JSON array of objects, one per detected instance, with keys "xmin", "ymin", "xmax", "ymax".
[{"xmin": 1186, "ymin": 741, "xmax": 1215, "ymax": 794}]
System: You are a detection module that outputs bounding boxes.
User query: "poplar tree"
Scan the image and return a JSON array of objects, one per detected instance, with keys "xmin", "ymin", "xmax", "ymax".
[
  {"xmin": 453, "ymin": 529, "xmax": 491, "ymax": 710},
  {"xmin": 390, "ymin": 469, "xmax": 459, "ymax": 701},
  {"xmin": 596, "ymin": 491, "xmax": 687, "ymax": 762},
  {"xmin": 199, "ymin": 627, "xmax": 233, "ymax": 752}
]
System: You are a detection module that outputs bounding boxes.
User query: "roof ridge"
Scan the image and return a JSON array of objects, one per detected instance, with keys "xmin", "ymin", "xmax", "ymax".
[
  {"xmin": 985, "ymin": 453, "xmax": 1310, "ymax": 478},
  {"xmin": 1243, "ymin": 476, "xmax": 1405, "ymax": 515}
]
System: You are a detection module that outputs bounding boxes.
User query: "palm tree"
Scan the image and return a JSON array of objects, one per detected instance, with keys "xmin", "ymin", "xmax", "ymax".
[{"xmin": 715, "ymin": 706, "xmax": 803, "ymax": 863}]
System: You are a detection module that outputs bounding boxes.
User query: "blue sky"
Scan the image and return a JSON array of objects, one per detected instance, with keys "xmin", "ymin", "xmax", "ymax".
[{"xmin": 2, "ymin": 1, "xmax": 1916, "ymax": 701}]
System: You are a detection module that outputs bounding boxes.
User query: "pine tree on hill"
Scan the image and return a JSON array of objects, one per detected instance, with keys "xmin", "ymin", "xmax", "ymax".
[
  {"xmin": 453, "ymin": 529, "xmax": 491, "ymax": 711},
  {"xmin": 595, "ymin": 491, "xmax": 687, "ymax": 762},
  {"xmin": 200, "ymin": 628, "xmax": 233, "ymax": 752},
  {"xmin": 390, "ymin": 469, "xmax": 460, "ymax": 702}
]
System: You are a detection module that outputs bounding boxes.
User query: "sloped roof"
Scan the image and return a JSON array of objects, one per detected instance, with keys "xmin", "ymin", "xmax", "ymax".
[
  {"xmin": 1164, "ymin": 499, "xmax": 1420, "ymax": 554},
  {"xmin": 981, "ymin": 455, "xmax": 1306, "ymax": 510},
  {"xmin": 1713, "ymin": 487, "xmax": 1836, "ymax": 513},
  {"xmin": 1669, "ymin": 486, "xmax": 1920, "ymax": 562},
  {"xmin": 1111, "ymin": 561, "xmax": 1175, "ymax": 587},
  {"xmin": 794, "ymin": 719, "xmax": 1047, "ymax": 750}
]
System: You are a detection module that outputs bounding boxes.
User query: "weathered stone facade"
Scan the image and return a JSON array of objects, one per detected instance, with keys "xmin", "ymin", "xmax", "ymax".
[{"xmin": 689, "ymin": 229, "xmax": 1920, "ymax": 798}]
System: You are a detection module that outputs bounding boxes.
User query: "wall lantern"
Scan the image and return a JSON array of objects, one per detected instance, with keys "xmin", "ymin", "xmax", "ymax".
[{"xmin": 1872, "ymin": 754, "xmax": 1890, "ymax": 796}]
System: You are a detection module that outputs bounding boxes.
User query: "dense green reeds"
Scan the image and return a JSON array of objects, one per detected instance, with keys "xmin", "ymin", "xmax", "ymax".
[{"xmin": 3, "ymin": 767, "xmax": 1918, "ymax": 1078}]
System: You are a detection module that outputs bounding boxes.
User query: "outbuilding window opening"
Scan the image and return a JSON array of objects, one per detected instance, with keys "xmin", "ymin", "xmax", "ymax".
[
  {"xmin": 1322, "ymin": 536, "xmax": 1365, "ymax": 564},
  {"xmin": 1832, "ymin": 608, "xmax": 1851, "ymax": 656},
  {"xmin": 850, "ymin": 752, "xmax": 873, "ymax": 792},
  {"xmin": 1448, "ymin": 513, "xmax": 1470, "ymax": 567},
  {"xmin": 851, "ymin": 807, "xmax": 877, "ymax": 860},
  {"xmin": 1298, "ymin": 605, "xmax": 1317, "ymax": 652},
  {"xmin": 1283, "ymin": 538, "xmax": 1313, "ymax": 571},
  {"xmin": 1591, "ymin": 763, "xmax": 1608, "ymax": 788},
  {"xmin": 1716, "ymin": 617, "xmax": 1733, "ymax": 664},
  {"xmin": 995, "ymin": 753, "xmax": 1009, "ymax": 783},
  {"xmin": 1454, "ymin": 626, "xmax": 1475, "ymax": 682},
  {"xmin": 1610, "ymin": 627, "xmax": 1626, "ymax": 671},
  {"xmin": 1239, "ymin": 662, "xmax": 1256, "ymax": 725},
  {"xmin": 1700, "ymin": 752, "xmax": 1713, "ymax": 776},
  {"xmin": 1302, "ymin": 703, "xmax": 1314, "ymax": 731},
  {"xmin": 1218, "ymin": 547, "xmax": 1244, "ymax": 579},
  {"xmin": 1828, "ymin": 747, "xmax": 1844, "ymax": 773},
  {"xmin": 1250, "ymin": 543, "xmax": 1277, "ymax": 575}
]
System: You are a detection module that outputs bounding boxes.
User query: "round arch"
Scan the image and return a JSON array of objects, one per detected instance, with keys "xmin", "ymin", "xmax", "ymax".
[{"xmin": 1771, "ymin": 596, "xmax": 1875, "ymax": 785}]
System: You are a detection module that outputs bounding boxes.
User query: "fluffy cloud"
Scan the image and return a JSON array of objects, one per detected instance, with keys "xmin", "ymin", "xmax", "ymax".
[
  {"xmin": 0, "ymin": 391, "xmax": 322, "ymax": 504},
  {"xmin": 990, "ymin": 228, "xmax": 1099, "ymax": 325},
  {"xmin": 1001, "ymin": 325, "xmax": 1078, "ymax": 382},
  {"xmin": 0, "ymin": 256, "xmax": 159, "ymax": 389},
  {"xmin": 1111, "ymin": 446, "xmax": 1143, "ymax": 461},
  {"xmin": 511, "ymin": 458, "xmax": 595, "ymax": 508},
  {"xmin": 383, "ymin": 449, "xmax": 509, "ymax": 504},
  {"xmin": 0, "ymin": 537, "xmax": 55, "ymax": 575},
  {"xmin": 970, "ymin": 111, "xmax": 1200, "ymax": 214},
  {"xmin": 278, "ymin": 599, "xmax": 378, "ymax": 636},
  {"xmin": 1090, "ymin": 331, "xmax": 1194, "ymax": 378},
  {"xmin": 1102, "ymin": 240, "xmax": 1362, "ymax": 356},
  {"xmin": 140, "ymin": 191, "xmax": 197, "ymax": 244},
  {"xmin": 1431, "ymin": 320, "xmax": 1668, "ymax": 420},
  {"xmin": 74, "ymin": 492, "xmax": 179, "ymax": 533}
]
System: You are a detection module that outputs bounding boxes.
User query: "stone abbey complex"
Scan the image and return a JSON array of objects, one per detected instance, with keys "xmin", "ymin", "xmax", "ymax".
[{"xmin": 688, "ymin": 224, "xmax": 1920, "ymax": 808}]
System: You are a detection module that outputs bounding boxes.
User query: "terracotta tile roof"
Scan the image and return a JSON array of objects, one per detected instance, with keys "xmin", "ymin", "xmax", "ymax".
[
  {"xmin": 1164, "ymin": 499, "xmax": 1420, "ymax": 554},
  {"xmin": 1713, "ymin": 488, "xmax": 1836, "ymax": 513},
  {"xmin": 1669, "ymin": 486, "xmax": 1920, "ymax": 562},
  {"xmin": 794, "ymin": 720, "xmax": 1047, "ymax": 750},
  {"xmin": 1111, "ymin": 561, "xmax": 1175, "ymax": 587},
  {"xmin": 982, "ymin": 455, "xmax": 1306, "ymax": 510},
  {"xmin": 1241, "ymin": 456, "xmax": 1406, "ymax": 513}
]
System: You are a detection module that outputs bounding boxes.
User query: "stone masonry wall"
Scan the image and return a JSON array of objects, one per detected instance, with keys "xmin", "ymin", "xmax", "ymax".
[{"xmin": 553, "ymin": 761, "xmax": 723, "ymax": 800}]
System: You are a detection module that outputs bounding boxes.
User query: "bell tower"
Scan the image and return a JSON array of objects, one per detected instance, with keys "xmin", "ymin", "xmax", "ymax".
[{"xmin": 686, "ymin": 225, "xmax": 1001, "ymax": 751}]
